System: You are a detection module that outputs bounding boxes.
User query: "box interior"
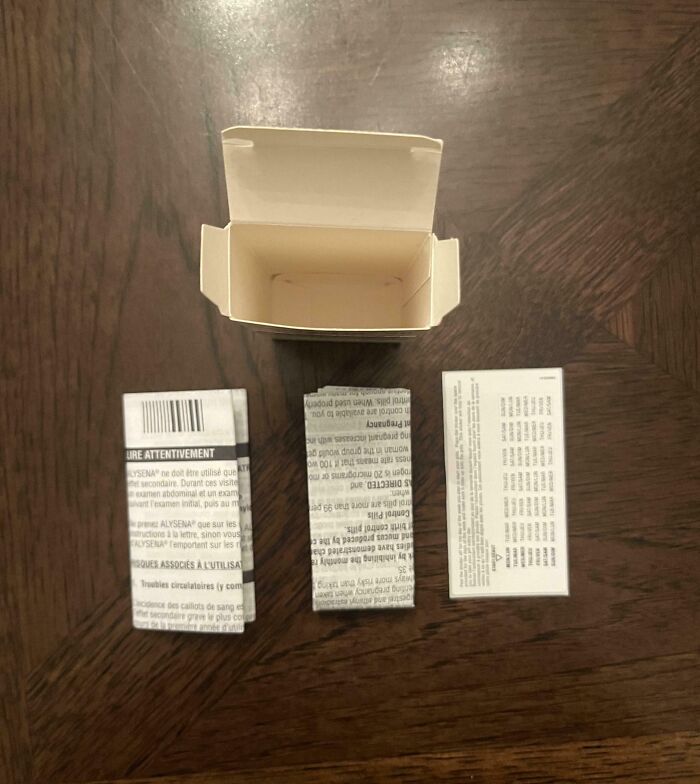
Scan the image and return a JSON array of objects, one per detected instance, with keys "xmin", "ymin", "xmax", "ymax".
[{"xmin": 229, "ymin": 224, "xmax": 433, "ymax": 330}]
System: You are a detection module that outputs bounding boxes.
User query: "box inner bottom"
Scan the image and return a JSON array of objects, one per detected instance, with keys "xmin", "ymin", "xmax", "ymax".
[
  {"xmin": 229, "ymin": 224, "xmax": 432, "ymax": 330},
  {"xmin": 270, "ymin": 273, "xmax": 403, "ymax": 329}
]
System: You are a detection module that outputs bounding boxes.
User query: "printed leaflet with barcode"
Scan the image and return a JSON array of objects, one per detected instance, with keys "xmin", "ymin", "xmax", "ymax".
[{"xmin": 122, "ymin": 389, "xmax": 255, "ymax": 633}]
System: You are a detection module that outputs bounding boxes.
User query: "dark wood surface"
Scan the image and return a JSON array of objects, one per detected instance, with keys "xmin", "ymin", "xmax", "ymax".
[{"xmin": 2, "ymin": 2, "xmax": 699, "ymax": 782}]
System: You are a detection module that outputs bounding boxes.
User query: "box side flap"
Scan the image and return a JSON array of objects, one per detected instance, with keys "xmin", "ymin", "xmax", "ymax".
[
  {"xmin": 200, "ymin": 223, "xmax": 231, "ymax": 317},
  {"xmin": 222, "ymin": 126, "xmax": 443, "ymax": 232},
  {"xmin": 430, "ymin": 237, "xmax": 460, "ymax": 325}
]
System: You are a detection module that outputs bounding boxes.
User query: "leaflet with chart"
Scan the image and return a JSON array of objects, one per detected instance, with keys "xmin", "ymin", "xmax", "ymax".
[{"xmin": 442, "ymin": 369, "xmax": 569, "ymax": 598}]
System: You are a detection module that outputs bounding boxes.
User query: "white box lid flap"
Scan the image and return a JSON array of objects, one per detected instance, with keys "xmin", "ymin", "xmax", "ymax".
[{"xmin": 222, "ymin": 126, "xmax": 443, "ymax": 232}]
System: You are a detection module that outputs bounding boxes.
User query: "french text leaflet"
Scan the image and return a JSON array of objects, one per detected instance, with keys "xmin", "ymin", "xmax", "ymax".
[{"xmin": 123, "ymin": 389, "xmax": 254, "ymax": 632}]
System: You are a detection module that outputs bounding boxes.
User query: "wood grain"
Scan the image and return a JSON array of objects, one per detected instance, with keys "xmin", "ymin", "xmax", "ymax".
[
  {"xmin": 609, "ymin": 233, "xmax": 699, "ymax": 391},
  {"xmin": 2, "ymin": 1, "xmax": 700, "ymax": 782},
  {"xmin": 71, "ymin": 733, "xmax": 700, "ymax": 783}
]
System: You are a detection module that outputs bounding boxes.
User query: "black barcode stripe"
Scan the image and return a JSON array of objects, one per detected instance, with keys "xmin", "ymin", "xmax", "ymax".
[{"xmin": 142, "ymin": 398, "xmax": 206, "ymax": 434}]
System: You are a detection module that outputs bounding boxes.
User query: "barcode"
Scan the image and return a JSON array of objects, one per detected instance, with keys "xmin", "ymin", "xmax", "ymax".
[{"xmin": 143, "ymin": 399, "xmax": 205, "ymax": 434}]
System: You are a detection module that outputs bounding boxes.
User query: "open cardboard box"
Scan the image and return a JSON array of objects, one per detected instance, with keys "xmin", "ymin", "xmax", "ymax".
[{"xmin": 200, "ymin": 127, "xmax": 460, "ymax": 340}]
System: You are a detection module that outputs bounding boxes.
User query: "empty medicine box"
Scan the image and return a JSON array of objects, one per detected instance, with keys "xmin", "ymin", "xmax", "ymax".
[{"xmin": 200, "ymin": 126, "xmax": 460, "ymax": 340}]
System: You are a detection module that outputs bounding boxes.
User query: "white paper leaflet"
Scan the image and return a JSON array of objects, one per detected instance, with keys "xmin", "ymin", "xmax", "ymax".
[
  {"xmin": 304, "ymin": 386, "xmax": 414, "ymax": 611},
  {"xmin": 442, "ymin": 369, "xmax": 569, "ymax": 598},
  {"xmin": 231, "ymin": 390, "xmax": 255, "ymax": 623},
  {"xmin": 123, "ymin": 389, "xmax": 254, "ymax": 633}
]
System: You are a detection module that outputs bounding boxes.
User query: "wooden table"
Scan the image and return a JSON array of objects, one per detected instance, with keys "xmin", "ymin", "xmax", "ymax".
[{"xmin": 2, "ymin": 2, "xmax": 699, "ymax": 782}]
